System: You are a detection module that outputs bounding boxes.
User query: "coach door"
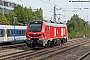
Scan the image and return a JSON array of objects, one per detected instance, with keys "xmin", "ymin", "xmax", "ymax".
[{"xmin": 4, "ymin": 27, "xmax": 7, "ymax": 42}]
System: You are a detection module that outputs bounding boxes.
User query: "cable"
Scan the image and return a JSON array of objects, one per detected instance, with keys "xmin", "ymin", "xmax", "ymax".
[
  {"xmin": 40, "ymin": 0, "xmax": 55, "ymax": 5},
  {"xmin": 40, "ymin": 0, "xmax": 60, "ymax": 7}
]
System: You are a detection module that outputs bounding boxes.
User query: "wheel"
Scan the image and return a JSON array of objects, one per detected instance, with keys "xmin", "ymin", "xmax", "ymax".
[
  {"xmin": 45, "ymin": 44, "xmax": 48, "ymax": 48},
  {"xmin": 47, "ymin": 41, "xmax": 51, "ymax": 47},
  {"xmin": 27, "ymin": 44, "xmax": 31, "ymax": 47},
  {"xmin": 63, "ymin": 38, "xmax": 67, "ymax": 43}
]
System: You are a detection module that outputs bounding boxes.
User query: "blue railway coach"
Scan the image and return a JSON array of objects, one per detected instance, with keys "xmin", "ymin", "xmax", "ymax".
[{"xmin": 0, "ymin": 25, "xmax": 27, "ymax": 44}]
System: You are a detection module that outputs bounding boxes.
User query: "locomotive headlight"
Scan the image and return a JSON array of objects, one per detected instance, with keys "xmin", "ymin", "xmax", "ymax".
[
  {"xmin": 26, "ymin": 34, "xmax": 29, "ymax": 36},
  {"xmin": 41, "ymin": 34, "xmax": 44, "ymax": 36}
]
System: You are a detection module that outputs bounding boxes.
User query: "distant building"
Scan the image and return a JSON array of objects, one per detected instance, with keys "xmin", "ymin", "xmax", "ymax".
[{"xmin": 0, "ymin": 0, "xmax": 16, "ymax": 14}]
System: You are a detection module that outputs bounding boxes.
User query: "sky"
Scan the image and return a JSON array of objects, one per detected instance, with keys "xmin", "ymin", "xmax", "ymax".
[{"xmin": 8, "ymin": 0, "xmax": 90, "ymax": 23}]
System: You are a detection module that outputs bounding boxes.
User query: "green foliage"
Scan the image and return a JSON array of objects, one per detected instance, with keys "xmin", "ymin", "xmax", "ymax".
[
  {"xmin": 66, "ymin": 14, "xmax": 90, "ymax": 38},
  {"xmin": 14, "ymin": 4, "xmax": 43, "ymax": 24},
  {"xmin": 7, "ymin": 11, "xmax": 17, "ymax": 24},
  {"xmin": 0, "ymin": 13, "xmax": 9, "ymax": 24},
  {"xmin": 0, "ymin": 4, "xmax": 43, "ymax": 25}
]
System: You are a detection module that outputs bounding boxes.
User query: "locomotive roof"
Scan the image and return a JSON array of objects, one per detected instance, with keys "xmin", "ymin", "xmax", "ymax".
[
  {"xmin": 30, "ymin": 20, "xmax": 43, "ymax": 24},
  {"xmin": 47, "ymin": 22, "xmax": 67, "ymax": 27},
  {"xmin": 29, "ymin": 20, "xmax": 67, "ymax": 27}
]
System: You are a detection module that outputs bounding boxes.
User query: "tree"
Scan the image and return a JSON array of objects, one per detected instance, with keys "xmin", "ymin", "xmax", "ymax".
[
  {"xmin": 7, "ymin": 11, "xmax": 17, "ymax": 24},
  {"xmin": 0, "ymin": 4, "xmax": 43, "ymax": 25},
  {"xmin": 38, "ymin": 8, "xmax": 43, "ymax": 20},
  {"xmin": 14, "ymin": 4, "xmax": 26, "ymax": 24},
  {"xmin": 13, "ymin": 4, "xmax": 43, "ymax": 24},
  {"xmin": 0, "ymin": 13, "xmax": 9, "ymax": 24},
  {"xmin": 66, "ymin": 14, "xmax": 90, "ymax": 38}
]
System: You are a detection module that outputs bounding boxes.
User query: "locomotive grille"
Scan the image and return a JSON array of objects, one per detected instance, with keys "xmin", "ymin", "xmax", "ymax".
[
  {"xmin": 29, "ymin": 34, "xmax": 41, "ymax": 37},
  {"xmin": 31, "ymin": 38, "xmax": 39, "ymax": 40}
]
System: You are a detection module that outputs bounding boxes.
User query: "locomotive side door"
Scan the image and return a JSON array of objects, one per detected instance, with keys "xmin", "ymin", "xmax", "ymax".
[{"xmin": 45, "ymin": 26, "xmax": 49, "ymax": 39}]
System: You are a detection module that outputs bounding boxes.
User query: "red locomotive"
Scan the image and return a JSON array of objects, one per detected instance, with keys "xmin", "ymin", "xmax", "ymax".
[{"xmin": 26, "ymin": 20, "xmax": 68, "ymax": 48}]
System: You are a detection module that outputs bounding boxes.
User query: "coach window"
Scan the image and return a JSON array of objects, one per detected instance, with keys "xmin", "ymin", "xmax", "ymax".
[
  {"xmin": 16, "ymin": 30, "xmax": 19, "ymax": 35},
  {"xmin": 11, "ymin": 30, "xmax": 13, "ymax": 36},
  {"xmin": 0, "ymin": 30, "xmax": 3, "ymax": 37},
  {"xmin": 22, "ymin": 30, "xmax": 25, "ymax": 36},
  {"xmin": 19, "ymin": 30, "xmax": 21, "ymax": 35},
  {"xmin": 7, "ymin": 30, "xmax": 11, "ymax": 36}
]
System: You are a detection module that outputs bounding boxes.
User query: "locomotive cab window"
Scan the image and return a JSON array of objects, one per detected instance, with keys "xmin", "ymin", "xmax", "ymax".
[{"xmin": 29, "ymin": 23, "xmax": 42, "ymax": 32}]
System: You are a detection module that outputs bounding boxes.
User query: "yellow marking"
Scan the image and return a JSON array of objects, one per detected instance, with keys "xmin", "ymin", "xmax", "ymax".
[{"xmin": 4, "ymin": 27, "xmax": 7, "ymax": 42}]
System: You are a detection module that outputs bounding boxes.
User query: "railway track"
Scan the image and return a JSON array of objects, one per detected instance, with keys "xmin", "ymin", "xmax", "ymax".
[
  {"xmin": 0, "ymin": 37, "xmax": 83, "ymax": 51},
  {"xmin": 0, "ymin": 43, "xmax": 26, "ymax": 50},
  {"xmin": 77, "ymin": 51, "xmax": 90, "ymax": 60},
  {"xmin": 0, "ymin": 38, "xmax": 89, "ymax": 60},
  {"xmin": 32, "ymin": 39, "xmax": 90, "ymax": 60}
]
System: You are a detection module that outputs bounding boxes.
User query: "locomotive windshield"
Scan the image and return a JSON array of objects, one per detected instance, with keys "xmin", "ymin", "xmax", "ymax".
[{"xmin": 29, "ymin": 23, "xmax": 42, "ymax": 32}]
